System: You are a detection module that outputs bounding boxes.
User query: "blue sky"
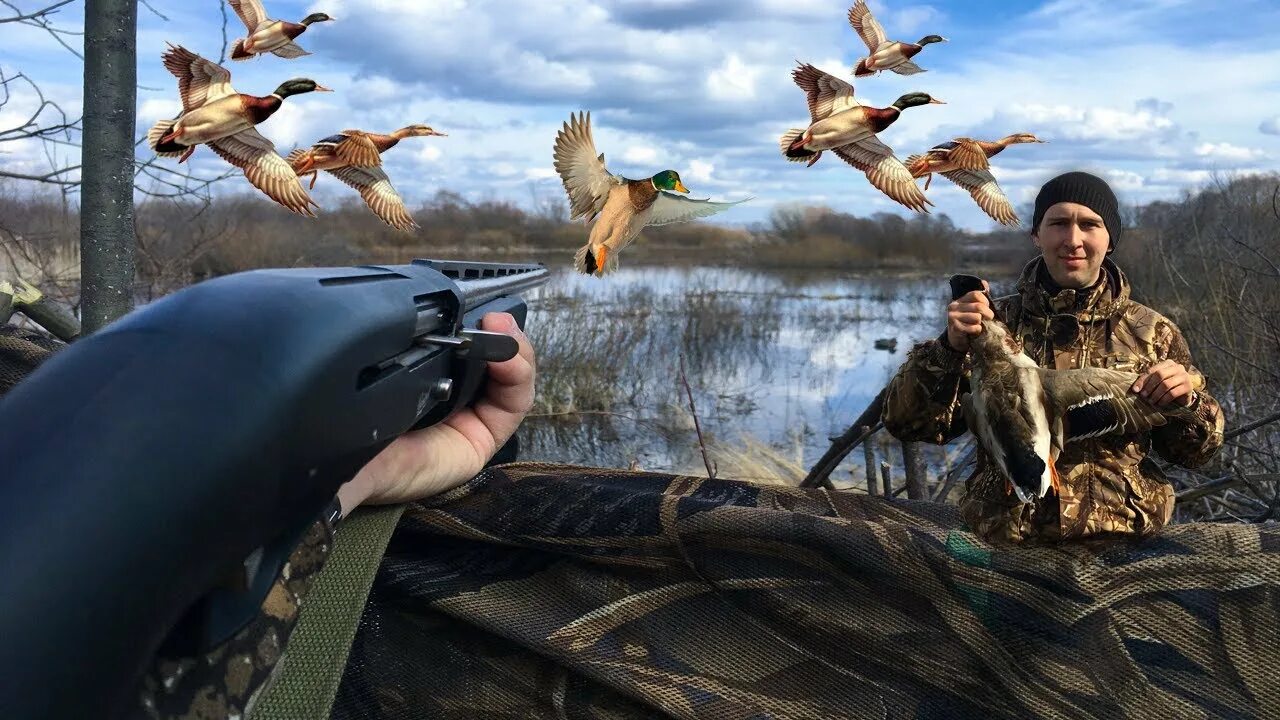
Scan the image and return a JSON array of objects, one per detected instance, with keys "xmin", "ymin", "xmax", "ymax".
[{"xmin": 3, "ymin": 0, "xmax": 1279, "ymax": 231}]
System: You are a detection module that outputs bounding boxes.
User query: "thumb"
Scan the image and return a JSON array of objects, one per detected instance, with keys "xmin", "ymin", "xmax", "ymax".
[{"xmin": 481, "ymin": 311, "xmax": 523, "ymax": 337}]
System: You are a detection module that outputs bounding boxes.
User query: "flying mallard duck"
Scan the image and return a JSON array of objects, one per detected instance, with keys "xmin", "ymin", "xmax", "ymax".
[
  {"xmin": 553, "ymin": 111, "xmax": 749, "ymax": 276},
  {"xmin": 847, "ymin": 0, "xmax": 946, "ymax": 77},
  {"xmin": 286, "ymin": 125, "xmax": 447, "ymax": 231},
  {"xmin": 228, "ymin": 0, "xmax": 333, "ymax": 60},
  {"xmin": 964, "ymin": 317, "xmax": 1171, "ymax": 503},
  {"xmin": 148, "ymin": 44, "xmax": 328, "ymax": 216},
  {"xmin": 781, "ymin": 63, "xmax": 942, "ymax": 212},
  {"xmin": 905, "ymin": 134, "xmax": 1047, "ymax": 226}
]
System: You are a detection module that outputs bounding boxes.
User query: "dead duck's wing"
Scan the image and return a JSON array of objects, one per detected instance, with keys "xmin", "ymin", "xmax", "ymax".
[{"xmin": 1039, "ymin": 367, "xmax": 1168, "ymax": 443}]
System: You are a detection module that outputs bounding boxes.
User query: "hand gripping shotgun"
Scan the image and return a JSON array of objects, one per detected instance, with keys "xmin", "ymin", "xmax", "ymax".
[{"xmin": 0, "ymin": 259, "xmax": 549, "ymax": 719}]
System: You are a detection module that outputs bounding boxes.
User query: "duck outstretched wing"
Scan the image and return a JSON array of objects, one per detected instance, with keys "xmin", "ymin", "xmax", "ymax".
[
  {"xmin": 553, "ymin": 111, "xmax": 622, "ymax": 223},
  {"xmin": 1039, "ymin": 367, "xmax": 1169, "ymax": 444}
]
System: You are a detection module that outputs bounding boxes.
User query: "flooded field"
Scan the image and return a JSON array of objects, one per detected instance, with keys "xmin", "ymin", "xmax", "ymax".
[{"xmin": 515, "ymin": 265, "xmax": 973, "ymax": 490}]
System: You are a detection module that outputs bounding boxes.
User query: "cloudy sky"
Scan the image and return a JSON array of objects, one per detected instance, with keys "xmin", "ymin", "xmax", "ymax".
[{"xmin": 3, "ymin": 0, "xmax": 1279, "ymax": 231}]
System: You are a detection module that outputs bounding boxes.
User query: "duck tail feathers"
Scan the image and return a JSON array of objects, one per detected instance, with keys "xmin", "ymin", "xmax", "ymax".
[
  {"xmin": 230, "ymin": 38, "xmax": 253, "ymax": 60},
  {"xmin": 780, "ymin": 128, "xmax": 814, "ymax": 163},
  {"xmin": 573, "ymin": 243, "xmax": 597, "ymax": 275},
  {"xmin": 148, "ymin": 119, "xmax": 184, "ymax": 157}
]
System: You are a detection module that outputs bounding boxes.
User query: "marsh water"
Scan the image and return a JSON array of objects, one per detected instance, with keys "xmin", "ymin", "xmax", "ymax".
[{"xmin": 515, "ymin": 265, "xmax": 965, "ymax": 489}]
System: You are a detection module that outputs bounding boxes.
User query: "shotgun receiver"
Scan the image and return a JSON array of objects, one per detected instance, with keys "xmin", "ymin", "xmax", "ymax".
[{"xmin": 0, "ymin": 259, "xmax": 549, "ymax": 719}]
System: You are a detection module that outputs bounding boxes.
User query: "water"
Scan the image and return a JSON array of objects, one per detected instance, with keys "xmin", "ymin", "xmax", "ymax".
[{"xmin": 515, "ymin": 264, "xmax": 958, "ymax": 485}]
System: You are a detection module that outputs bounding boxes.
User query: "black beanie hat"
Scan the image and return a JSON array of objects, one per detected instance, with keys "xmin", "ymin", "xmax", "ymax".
[{"xmin": 1031, "ymin": 171, "xmax": 1122, "ymax": 253}]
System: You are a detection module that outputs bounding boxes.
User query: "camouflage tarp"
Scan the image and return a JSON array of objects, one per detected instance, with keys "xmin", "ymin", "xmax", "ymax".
[{"xmin": 332, "ymin": 462, "xmax": 1280, "ymax": 720}]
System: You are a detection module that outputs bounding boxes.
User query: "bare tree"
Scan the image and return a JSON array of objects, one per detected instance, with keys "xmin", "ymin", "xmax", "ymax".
[
  {"xmin": 79, "ymin": 0, "xmax": 138, "ymax": 332},
  {"xmin": 0, "ymin": 1, "xmax": 237, "ymax": 330}
]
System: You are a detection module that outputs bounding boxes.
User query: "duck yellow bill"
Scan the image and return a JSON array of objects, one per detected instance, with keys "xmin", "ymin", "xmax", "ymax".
[{"xmin": 674, "ymin": 181, "xmax": 689, "ymax": 193}]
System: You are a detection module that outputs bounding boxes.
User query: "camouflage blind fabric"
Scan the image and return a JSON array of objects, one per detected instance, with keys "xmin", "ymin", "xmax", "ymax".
[
  {"xmin": 332, "ymin": 462, "xmax": 1280, "ymax": 720},
  {"xmin": 0, "ymin": 324, "xmax": 64, "ymax": 397}
]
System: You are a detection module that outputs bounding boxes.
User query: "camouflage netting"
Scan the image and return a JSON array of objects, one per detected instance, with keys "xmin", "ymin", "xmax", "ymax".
[
  {"xmin": 0, "ymin": 324, "xmax": 64, "ymax": 396},
  {"xmin": 333, "ymin": 463, "xmax": 1280, "ymax": 720}
]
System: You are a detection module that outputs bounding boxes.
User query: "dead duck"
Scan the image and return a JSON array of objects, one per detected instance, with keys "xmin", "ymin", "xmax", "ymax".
[{"xmin": 962, "ymin": 318, "xmax": 1171, "ymax": 503}]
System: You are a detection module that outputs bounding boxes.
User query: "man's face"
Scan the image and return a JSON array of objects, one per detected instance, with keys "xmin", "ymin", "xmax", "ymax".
[{"xmin": 1032, "ymin": 202, "xmax": 1109, "ymax": 288}]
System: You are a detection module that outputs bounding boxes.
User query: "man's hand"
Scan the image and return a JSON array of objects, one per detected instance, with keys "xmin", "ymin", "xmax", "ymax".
[
  {"xmin": 946, "ymin": 279, "xmax": 993, "ymax": 352},
  {"xmin": 1131, "ymin": 359, "xmax": 1195, "ymax": 408},
  {"xmin": 337, "ymin": 311, "xmax": 535, "ymax": 514}
]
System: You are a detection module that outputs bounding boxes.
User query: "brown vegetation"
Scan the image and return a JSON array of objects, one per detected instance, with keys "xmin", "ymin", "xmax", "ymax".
[{"xmin": 1, "ymin": 182, "xmax": 1009, "ymax": 299}]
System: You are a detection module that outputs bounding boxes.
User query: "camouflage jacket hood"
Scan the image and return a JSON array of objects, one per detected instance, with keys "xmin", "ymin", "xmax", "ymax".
[{"xmin": 882, "ymin": 257, "xmax": 1225, "ymax": 543}]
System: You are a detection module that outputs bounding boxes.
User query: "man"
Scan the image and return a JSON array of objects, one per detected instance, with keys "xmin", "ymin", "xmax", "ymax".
[{"xmin": 882, "ymin": 171, "xmax": 1225, "ymax": 543}]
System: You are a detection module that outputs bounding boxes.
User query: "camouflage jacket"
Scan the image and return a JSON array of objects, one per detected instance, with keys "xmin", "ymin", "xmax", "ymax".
[{"xmin": 882, "ymin": 258, "xmax": 1225, "ymax": 543}]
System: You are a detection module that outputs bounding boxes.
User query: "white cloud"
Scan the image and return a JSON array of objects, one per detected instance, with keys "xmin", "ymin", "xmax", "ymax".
[
  {"xmin": 1149, "ymin": 168, "xmax": 1213, "ymax": 185},
  {"xmin": 1192, "ymin": 142, "xmax": 1268, "ymax": 162},
  {"xmin": 889, "ymin": 6, "xmax": 944, "ymax": 36},
  {"xmin": 705, "ymin": 53, "xmax": 760, "ymax": 102},
  {"xmin": 999, "ymin": 102, "xmax": 1177, "ymax": 142},
  {"xmin": 418, "ymin": 145, "xmax": 443, "ymax": 162},
  {"xmin": 1104, "ymin": 169, "xmax": 1146, "ymax": 192},
  {"xmin": 1258, "ymin": 116, "xmax": 1280, "ymax": 136},
  {"xmin": 623, "ymin": 145, "xmax": 659, "ymax": 164},
  {"xmin": 686, "ymin": 159, "xmax": 715, "ymax": 183}
]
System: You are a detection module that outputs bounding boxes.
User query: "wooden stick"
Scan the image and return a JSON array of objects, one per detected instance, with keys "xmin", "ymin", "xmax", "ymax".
[
  {"xmin": 678, "ymin": 352, "xmax": 716, "ymax": 480},
  {"xmin": 902, "ymin": 441, "xmax": 927, "ymax": 500},
  {"xmin": 880, "ymin": 460, "xmax": 892, "ymax": 498},
  {"xmin": 1176, "ymin": 473, "xmax": 1280, "ymax": 504},
  {"xmin": 0, "ymin": 281, "xmax": 13, "ymax": 324},
  {"xmin": 862, "ymin": 426, "xmax": 876, "ymax": 496},
  {"xmin": 933, "ymin": 441, "xmax": 976, "ymax": 503},
  {"xmin": 9, "ymin": 279, "xmax": 81, "ymax": 341},
  {"xmin": 1226, "ymin": 410, "xmax": 1280, "ymax": 441},
  {"xmin": 801, "ymin": 388, "xmax": 885, "ymax": 488}
]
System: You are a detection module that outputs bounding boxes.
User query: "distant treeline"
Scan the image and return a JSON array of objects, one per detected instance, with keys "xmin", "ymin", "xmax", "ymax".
[
  {"xmin": 1, "ymin": 185, "xmax": 1033, "ymax": 289},
  {"xmin": 3, "ymin": 176, "xmax": 1277, "ymax": 345}
]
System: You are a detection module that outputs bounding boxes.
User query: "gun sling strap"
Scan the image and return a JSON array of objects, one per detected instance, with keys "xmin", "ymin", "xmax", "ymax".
[{"xmin": 249, "ymin": 503, "xmax": 406, "ymax": 720}]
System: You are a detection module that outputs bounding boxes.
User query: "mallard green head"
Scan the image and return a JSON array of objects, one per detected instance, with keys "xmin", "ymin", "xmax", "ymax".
[
  {"xmin": 273, "ymin": 79, "xmax": 333, "ymax": 98},
  {"xmin": 652, "ymin": 170, "xmax": 689, "ymax": 193},
  {"xmin": 917, "ymin": 34, "xmax": 947, "ymax": 45},
  {"xmin": 892, "ymin": 92, "xmax": 945, "ymax": 110},
  {"xmin": 301, "ymin": 12, "xmax": 334, "ymax": 25}
]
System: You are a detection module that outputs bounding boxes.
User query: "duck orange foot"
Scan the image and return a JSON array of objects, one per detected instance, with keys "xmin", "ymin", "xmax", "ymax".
[{"xmin": 594, "ymin": 245, "xmax": 608, "ymax": 275}]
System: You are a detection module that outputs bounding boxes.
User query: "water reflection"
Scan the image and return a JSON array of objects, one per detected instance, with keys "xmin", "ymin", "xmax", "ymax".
[{"xmin": 517, "ymin": 265, "xmax": 954, "ymax": 484}]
